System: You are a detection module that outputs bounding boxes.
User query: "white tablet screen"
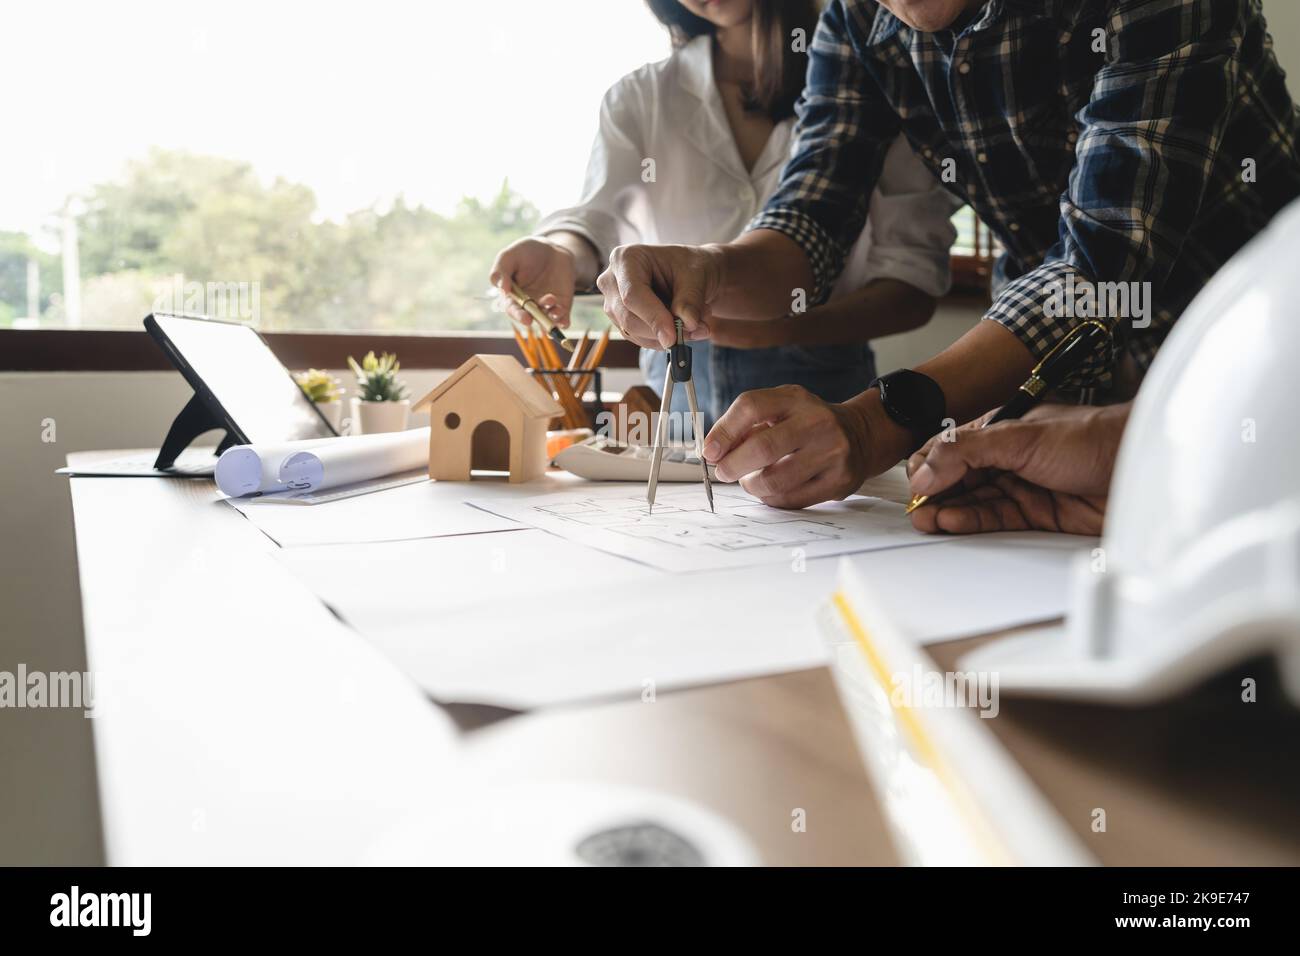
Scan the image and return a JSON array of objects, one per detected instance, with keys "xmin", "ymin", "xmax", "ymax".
[{"xmin": 150, "ymin": 314, "xmax": 335, "ymax": 444}]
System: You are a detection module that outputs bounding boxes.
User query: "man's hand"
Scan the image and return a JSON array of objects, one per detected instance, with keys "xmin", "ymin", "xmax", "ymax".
[
  {"xmin": 906, "ymin": 403, "xmax": 1131, "ymax": 535},
  {"xmin": 703, "ymin": 385, "xmax": 911, "ymax": 509},
  {"xmin": 596, "ymin": 243, "xmax": 725, "ymax": 349},
  {"xmin": 489, "ymin": 236, "xmax": 579, "ymax": 327}
]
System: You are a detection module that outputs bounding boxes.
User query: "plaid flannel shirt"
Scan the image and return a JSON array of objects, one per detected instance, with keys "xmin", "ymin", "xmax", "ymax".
[{"xmin": 750, "ymin": 0, "xmax": 1300, "ymax": 390}]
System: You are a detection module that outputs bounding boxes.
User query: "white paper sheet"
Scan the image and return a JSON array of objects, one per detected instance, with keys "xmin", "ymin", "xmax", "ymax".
[
  {"xmin": 836, "ymin": 532, "xmax": 1096, "ymax": 644},
  {"xmin": 226, "ymin": 477, "xmax": 523, "ymax": 546},
  {"xmin": 274, "ymin": 529, "xmax": 836, "ymax": 708},
  {"xmin": 469, "ymin": 483, "xmax": 945, "ymax": 573},
  {"xmin": 259, "ymin": 470, "xmax": 1097, "ymax": 707},
  {"xmin": 853, "ymin": 464, "xmax": 913, "ymax": 504}
]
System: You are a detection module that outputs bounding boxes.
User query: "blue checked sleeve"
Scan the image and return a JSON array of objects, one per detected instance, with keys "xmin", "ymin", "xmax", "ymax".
[
  {"xmin": 987, "ymin": 0, "xmax": 1242, "ymax": 385},
  {"xmin": 746, "ymin": 1, "xmax": 901, "ymax": 303}
]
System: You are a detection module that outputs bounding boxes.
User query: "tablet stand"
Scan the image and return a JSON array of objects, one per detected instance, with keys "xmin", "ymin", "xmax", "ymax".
[{"xmin": 153, "ymin": 393, "xmax": 238, "ymax": 470}]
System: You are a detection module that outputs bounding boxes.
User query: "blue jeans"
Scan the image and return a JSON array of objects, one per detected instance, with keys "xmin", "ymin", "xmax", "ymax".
[{"xmin": 640, "ymin": 340, "xmax": 877, "ymax": 435}]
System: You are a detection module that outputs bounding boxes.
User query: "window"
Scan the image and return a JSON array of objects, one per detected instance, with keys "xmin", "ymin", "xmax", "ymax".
[
  {"xmin": 1, "ymin": 1, "xmax": 665, "ymax": 334},
  {"xmin": 3, "ymin": 1, "xmax": 992, "ymax": 342},
  {"xmin": 949, "ymin": 207, "xmax": 998, "ymax": 298}
]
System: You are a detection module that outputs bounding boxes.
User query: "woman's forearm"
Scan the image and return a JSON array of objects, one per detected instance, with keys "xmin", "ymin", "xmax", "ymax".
[
  {"xmin": 707, "ymin": 278, "xmax": 937, "ymax": 349},
  {"xmin": 788, "ymin": 278, "xmax": 936, "ymax": 344}
]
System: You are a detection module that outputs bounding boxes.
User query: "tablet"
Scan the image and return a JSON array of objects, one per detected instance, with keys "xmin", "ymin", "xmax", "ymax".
[{"xmin": 146, "ymin": 313, "xmax": 337, "ymax": 448}]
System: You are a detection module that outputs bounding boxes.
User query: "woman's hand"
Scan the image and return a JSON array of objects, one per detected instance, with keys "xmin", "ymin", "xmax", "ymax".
[
  {"xmin": 906, "ymin": 403, "xmax": 1131, "ymax": 535},
  {"xmin": 489, "ymin": 236, "xmax": 579, "ymax": 327}
]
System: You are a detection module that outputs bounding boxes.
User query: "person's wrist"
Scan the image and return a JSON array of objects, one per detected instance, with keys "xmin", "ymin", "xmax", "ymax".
[
  {"xmin": 539, "ymin": 231, "xmax": 594, "ymax": 289},
  {"xmin": 844, "ymin": 388, "xmax": 913, "ymax": 469},
  {"xmin": 832, "ymin": 396, "xmax": 871, "ymax": 470},
  {"xmin": 699, "ymin": 242, "xmax": 730, "ymax": 301},
  {"xmin": 1098, "ymin": 400, "xmax": 1133, "ymax": 436},
  {"xmin": 538, "ymin": 233, "xmax": 577, "ymax": 266},
  {"xmin": 1090, "ymin": 401, "xmax": 1132, "ymax": 483}
]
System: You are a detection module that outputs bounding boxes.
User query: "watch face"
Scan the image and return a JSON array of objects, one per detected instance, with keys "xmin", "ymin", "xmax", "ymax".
[
  {"xmin": 880, "ymin": 370, "xmax": 945, "ymax": 434},
  {"xmin": 886, "ymin": 375, "xmax": 926, "ymax": 424}
]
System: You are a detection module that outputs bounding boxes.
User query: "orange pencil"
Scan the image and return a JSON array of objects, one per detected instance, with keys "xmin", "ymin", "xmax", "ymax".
[
  {"xmin": 573, "ymin": 326, "xmax": 612, "ymax": 401},
  {"xmin": 510, "ymin": 321, "xmax": 539, "ymax": 369},
  {"xmin": 567, "ymin": 332, "xmax": 591, "ymax": 392},
  {"xmin": 529, "ymin": 323, "xmax": 555, "ymax": 371},
  {"xmin": 567, "ymin": 330, "xmax": 589, "ymax": 374},
  {"xmin": 535, "ymin": 326, "xmax": 586, "ymax": 428}
]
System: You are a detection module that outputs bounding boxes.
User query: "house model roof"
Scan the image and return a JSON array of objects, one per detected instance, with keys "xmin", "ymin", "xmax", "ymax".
[{"xmin": 411, "ymin": 354, "xmax": 563, "ymax": 420}]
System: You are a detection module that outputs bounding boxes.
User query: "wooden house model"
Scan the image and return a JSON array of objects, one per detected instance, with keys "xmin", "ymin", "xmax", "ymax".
[{"xmin": 411, "ymin": 354, "xmax": 561, "ymax": 482}]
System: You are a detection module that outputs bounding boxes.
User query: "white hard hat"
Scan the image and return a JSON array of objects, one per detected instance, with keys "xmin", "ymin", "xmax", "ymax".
[{"xmin": 965, "ymin": 198, "xmax": 1300, "ymax": 703}]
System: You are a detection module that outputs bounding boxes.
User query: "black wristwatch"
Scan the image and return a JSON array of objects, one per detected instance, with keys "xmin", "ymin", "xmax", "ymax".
[{"xmin": 868, "ymin": 369, "xmax": 947, "ymax": 451}]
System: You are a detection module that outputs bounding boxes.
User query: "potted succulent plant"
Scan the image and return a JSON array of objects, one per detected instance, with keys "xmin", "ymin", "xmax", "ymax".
[
  {"xmin": 294, "ymin": 368, "xmax": 346, "ymax": 433},
  {"xmin": 348, "ymin": 351, "xmax": 410, "ymax": 435}
]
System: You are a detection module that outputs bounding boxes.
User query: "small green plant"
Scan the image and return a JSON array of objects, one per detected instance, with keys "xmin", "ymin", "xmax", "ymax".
[
  {"xmin": 294, "ymin": 368, "xmax": 344, "ymax": 404},
  {"xmin": 348, "ymin": 351, "xmax": 409, "ymax": 403}
]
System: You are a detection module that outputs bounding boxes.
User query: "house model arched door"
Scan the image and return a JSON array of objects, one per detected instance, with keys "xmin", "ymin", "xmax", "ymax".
[{"xmin": 470, "ymin": 418, "xmax": 511, "ymax": 474}]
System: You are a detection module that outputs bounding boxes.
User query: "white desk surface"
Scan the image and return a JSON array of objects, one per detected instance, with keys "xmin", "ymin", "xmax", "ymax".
[
  {"xmin": 66, "ymin": 453, "xmax": 896, "ymax": 866},
  {"xmin": 66, "ymin": 453, "xmax": 1300, "ymax": 866}
]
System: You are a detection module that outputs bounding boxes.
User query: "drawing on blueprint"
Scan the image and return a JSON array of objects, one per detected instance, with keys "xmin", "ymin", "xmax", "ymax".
[
  {"xmin": 469, "ymin": 484, "xmax": 936, "ymax": 573},
  {"xmin": 532, "ymin": 487, "xmax": 853, "ymax": 552}
]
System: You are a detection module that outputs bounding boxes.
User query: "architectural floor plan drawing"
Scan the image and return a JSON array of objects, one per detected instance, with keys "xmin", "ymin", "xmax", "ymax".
[{"xmin": 469, "ymin": 485, "xmax": 945, "ymax": 573}]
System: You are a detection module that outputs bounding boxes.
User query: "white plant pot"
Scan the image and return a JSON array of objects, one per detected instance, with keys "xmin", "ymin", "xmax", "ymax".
[
  {"xmin": 352, "ymin": 398, "xmax": 410, "ymax": 435},
  {"xmin": 316, "ymin": 399, "xmax": 344, "ymax": 434}
]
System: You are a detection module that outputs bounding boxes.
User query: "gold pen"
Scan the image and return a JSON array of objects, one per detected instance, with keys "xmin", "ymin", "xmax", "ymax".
[
  {"xmin": 904, "ymin": 320, "xmax": 1111, "ymax": 515},
  {"xmin": 502, "ymin": 285, "xmax": 574, "ymax": 353}
]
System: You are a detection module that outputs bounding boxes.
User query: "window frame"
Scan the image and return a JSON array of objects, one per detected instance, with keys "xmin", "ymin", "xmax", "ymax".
[
  {"xmin": 0, "ymin": 276, "xmax": 992, "ymax": 372},
  {"xmin": 947, "ymin": 206, "xmax": 996, "ymax": 299},
  {"xmin": 949, "ymin": 253, "xmax": 993, "ymax": 298},
  {"xmin": 0, "ymin": 328, "xmax": 643, "ymax": 373}
]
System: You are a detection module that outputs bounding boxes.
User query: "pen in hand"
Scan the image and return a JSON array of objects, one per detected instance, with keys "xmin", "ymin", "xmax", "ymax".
[
  {"xmin": 905, "ymin": 320, "xmax": 1111, "ymax": 514},
  {"xmin": 499, "ymin": 283, "xmax": 575, "ymax": 353}
]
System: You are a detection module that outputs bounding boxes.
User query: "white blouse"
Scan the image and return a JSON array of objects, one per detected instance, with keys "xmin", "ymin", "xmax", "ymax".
[{"xmin": 537, "ymin": 34, "xmax": 959, "ymax": 302}]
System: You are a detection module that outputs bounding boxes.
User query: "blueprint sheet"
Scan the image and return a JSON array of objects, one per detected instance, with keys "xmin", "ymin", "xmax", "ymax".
[{"xmin": 469, "ymin": 484, "xmax": 943, "ymax": 573}]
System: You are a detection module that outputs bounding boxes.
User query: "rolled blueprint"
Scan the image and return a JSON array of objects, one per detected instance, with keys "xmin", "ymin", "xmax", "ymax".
[
  {"xmin": 215, "ymin": 436, "xmax": 337, "ymax": 497},
  {"xmin": 216, "ymin": 429, "xmax": 429, "ymax": 497},
  {"xmin": 279, "ymin": 428, "xmax": 430, "ymax": 493}
]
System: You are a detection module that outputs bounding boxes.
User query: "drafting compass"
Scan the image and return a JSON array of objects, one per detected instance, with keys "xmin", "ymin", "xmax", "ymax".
[{"xmin": 646, "ymin": 317, "xmax": 714, "ymax": 514}]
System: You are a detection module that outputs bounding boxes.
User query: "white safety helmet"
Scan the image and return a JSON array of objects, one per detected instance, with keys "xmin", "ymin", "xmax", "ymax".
[{"xmin": 967, "ymin": 198, "xmax": 1300, "ymax": 704}]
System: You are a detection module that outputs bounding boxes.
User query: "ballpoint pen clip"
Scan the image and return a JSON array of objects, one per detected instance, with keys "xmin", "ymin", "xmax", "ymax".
[{"xmin": 1032, "ymin": 319, "xmax": 1111, "ymax": 374}]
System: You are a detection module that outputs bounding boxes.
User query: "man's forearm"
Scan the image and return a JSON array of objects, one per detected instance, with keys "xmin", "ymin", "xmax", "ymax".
[
  {"xmin": 837, "ymin": 318, "xmax": 1038, "ymax": 474},
  {"xmin": 915, "ymin": 319, "xmax": 1035, "ymax": 424},
  {"xmin": 707, "ymin": 229, "xmax": 818, "ymax": 321}
]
